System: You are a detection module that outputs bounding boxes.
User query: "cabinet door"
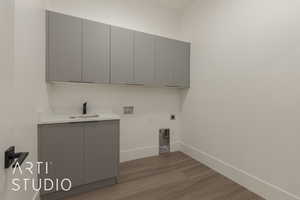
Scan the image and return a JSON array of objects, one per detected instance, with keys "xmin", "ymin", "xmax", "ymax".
[
  {"xmin": 38, "ymin": 123, "xmax": 84, "ymax": 194},
  {"xmin": 173, "ymin": 41, "xmax": 190, "ymax": 88},
  {"xmin": 155, "ymin": 36, "xmax": 175, "ymax": 86},
  {"xmin": 47, "ymin": 11, "xmax": 82, "ymax": 82},
  {"xmin": 134, "ymin": 32, "xmax": 155, "ymax": 85},
  {"xmin": 84, "ymin": 121, "xmax": 119, "ymax": 184},
  {"xmin": 82, "ymin": 20, "xmax": 110, "ymax": 83},
  {"xmin": 110, "ymin": 26, "xmax": 134, "ymax": 84}
]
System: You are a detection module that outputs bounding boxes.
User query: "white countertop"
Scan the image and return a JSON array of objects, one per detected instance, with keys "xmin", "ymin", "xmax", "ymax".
[{"xmin": 38, "ymin": 113, "xmax": 120, "ymax": 125}]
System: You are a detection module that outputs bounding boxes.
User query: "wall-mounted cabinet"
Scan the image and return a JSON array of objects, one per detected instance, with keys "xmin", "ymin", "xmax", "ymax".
[
  {"xmin": 155, "ymin": 37, "xmax": 190, "ymax": 88},
  {"xmin": 46, "ymin": 11, "xmax": 110, "ymax": 84},
  {"xmin": 47, "ymin": 11, "xmax": 82, "ymax": 82},
  {"xmin": 46, "ymin": 10, "xmax": 190, "ymax": 88},
  {"xmin": 173, "ymin": 40, "xmax": 190, "ymax": 88},
  {"xmin": 134, "ymin": 32, "xmax": 156, "ymax": 85},
  {"xmin": 82, "ymin": 20, "xmax": 110, "ymax": 84},
  {"xmin": 110, "ymin": 26, "xmax": 134, "ymax": 84}
]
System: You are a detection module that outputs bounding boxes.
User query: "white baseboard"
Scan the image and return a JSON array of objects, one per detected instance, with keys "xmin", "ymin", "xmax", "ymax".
[
  {"xmin": 120, "ymin": 142, "xmax": 181, "ymax": 163},
  {"xmin": 170, "ymin": 141, "xmax": 181, "ymax": 152},
  {"xmin": 180, "ymin": 142, "xmax": 300, "ymax": 200},
  {"xmin": 120, "ymin": 146, "xmax": 158, "ymax": 162}
]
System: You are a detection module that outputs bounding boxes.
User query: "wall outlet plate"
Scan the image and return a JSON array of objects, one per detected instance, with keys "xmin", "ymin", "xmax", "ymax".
[{"xmin": 123, "ymin": 106, "xmax": 134, "ymax": 114}]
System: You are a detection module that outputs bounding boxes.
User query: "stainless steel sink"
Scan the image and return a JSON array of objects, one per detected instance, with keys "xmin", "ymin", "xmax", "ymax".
[{"xmin": 69, "ymin": 114, "xmax": 99, "ymax": 119}]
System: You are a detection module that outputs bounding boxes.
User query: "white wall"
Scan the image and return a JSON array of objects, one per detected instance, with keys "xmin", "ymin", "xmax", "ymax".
[
  {"xmin": 0, "ymin": 0, "xmax": 48, "ymax": 199},
  {"xmin": 180, "ymin": 0, "xmax": 300, "ymax": 199},
  {"xmin": 0, "ymin": 0, "xmax": 182, "ymax": 198},
  {"xmin": 14, "ymin": 0, "xmax": 49, "ymax": 164},
  {"xmin": 0, "ymin": 0, "xmax": 15, "ymax": 199},
  {"xmin": 45, "ymin": 0, "xmax": 184, "ymax": 162},
  {"xmin": 46, "ymin": 0, "xmax": 181, "ymax": 39},
  {"xmin": 6, "ymin": 0, "xmax": 300, "ymax": 199}
]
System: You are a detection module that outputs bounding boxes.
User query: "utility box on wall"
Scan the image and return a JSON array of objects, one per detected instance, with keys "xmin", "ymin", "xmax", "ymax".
[{"xmin": 159, "ymin": 129, "xmax": 170, "ymax": 154}]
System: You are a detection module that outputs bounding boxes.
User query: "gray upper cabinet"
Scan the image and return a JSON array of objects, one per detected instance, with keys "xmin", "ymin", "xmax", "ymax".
[
  {"xmin": 155, "ymin": 36, "xmax": 190, "ymax": 88},
  {"xmin": 173, "ymin": 41, "xmax": 190, "ymax": 88},
  {"xmin": 46, "ymin": 11, "xmax": 82, "ymax": 82},
  {"xmin": 46, "ymin": 11, "xmax": 190, "ymax": 88},
  {"xmin": 82, "ymin": 20, "xmax": 110, "ymax": 83},
  {"xmin": 134, "ymin": 32, "xmax": 155, "ymax": 85},
  {"xmin": 155, "ymin": 37, "xmax": 175, "ymax": 86},
  {"xmin": 84, "ymin": 121, "xmax": 119, "ymax": 184},
  {"xmin": 110, "ymin": 26, "xmax": 134, "ymax": 84}
]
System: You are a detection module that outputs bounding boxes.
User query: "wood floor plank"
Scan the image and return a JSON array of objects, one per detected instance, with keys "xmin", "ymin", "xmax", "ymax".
[{"xmin": 64, "ymin": 152, "xmax": 265, "ymax": 200}]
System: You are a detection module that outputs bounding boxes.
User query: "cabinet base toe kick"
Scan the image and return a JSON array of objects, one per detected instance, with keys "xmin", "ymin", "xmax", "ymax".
[{"xmin": 40, "ymin": 177, "xmax": 117, "ymax": 200}]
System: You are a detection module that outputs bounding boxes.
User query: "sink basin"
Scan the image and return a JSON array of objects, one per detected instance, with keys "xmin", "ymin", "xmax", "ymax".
[{"xmin": 69, "ymin": 114, "xmax": 99, "ymax": 119}]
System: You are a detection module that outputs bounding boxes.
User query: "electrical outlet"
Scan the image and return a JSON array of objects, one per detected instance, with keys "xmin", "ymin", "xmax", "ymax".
[
  {"xmin": 170, "ymin": 115, "xmax": 176, "ymax": 120},
  {"xmin": 123, "ymin": 106, "xmax": 134, "ymax": 114}
]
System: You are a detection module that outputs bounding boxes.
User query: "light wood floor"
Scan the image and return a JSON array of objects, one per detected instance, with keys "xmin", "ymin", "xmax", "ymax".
[{"xmin": 65, "ymin": 152, "xmax": 265, "ymax": 200}]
